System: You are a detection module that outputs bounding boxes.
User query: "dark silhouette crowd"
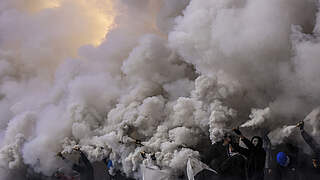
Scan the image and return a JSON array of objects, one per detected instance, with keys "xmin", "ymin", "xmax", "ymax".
[
  {"xmin": 195, "ymin": 121, "xmax": 320, "ymax": 180},
  {"xmin": 26, "ymin": 120, "xmax": 320, "ymax": 180}
]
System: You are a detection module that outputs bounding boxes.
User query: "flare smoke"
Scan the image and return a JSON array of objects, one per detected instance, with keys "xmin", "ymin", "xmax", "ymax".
[{"xmin": 1, "ymin": 0, "xmax": 320, "ymax": 179}]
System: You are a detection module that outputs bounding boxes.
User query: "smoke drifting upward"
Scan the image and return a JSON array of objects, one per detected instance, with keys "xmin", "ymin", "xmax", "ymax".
[{"xmin": 1, "ymin": 0, "xmax": 320, "ymax": 179}]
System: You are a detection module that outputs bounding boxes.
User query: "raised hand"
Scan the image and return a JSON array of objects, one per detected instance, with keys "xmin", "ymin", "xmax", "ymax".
[
  {"xmin": 56, "ymin": 152, "xmax": 65, "ymax": 159},
  {"xmin": 232, "ymin": 127, "xmax": 242, "ymax": 135},
  {"xmin": 296, "ymin": 121, "xmax": 304, "ymax": 130},
  {"xmin": 72, "ymin": 146, "xmax": 81, "ymax": 151}
]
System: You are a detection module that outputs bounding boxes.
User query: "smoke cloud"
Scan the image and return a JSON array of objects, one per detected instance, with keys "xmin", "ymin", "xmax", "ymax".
[{"xmin": 1, "ymin": 0, "xmax": 320, "ymax": 179}]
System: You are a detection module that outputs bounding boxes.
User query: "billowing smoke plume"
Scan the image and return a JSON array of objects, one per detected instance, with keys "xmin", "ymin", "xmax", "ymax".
[{"xmin": 1, "ymin": 0, "xmax": 320, "ymax": 179}]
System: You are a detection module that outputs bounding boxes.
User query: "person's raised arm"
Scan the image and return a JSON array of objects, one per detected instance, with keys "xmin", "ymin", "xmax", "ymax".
[
  {"xmin": 263, "ymin": 134, "xmax": 271, "ymax": 150},
  {"xmin": 233, "ymin": 128, "xmax": 254, "ymax": 150},
  {"xmin": 297, "ymin": 121, "xmax": 320, "ymax": 154},
  {"xmin": 230, "ymin": 140, "xmax": 250, "ymax": 157},
  {"xmin": 263, "ymin": 134, "xmax": 272, "ymax": 171}
]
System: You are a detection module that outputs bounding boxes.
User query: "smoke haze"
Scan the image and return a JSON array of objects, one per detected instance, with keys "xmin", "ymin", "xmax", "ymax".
[{"xmin": 1, "ymin": 0, "xmax": 320, "ymax": 179}]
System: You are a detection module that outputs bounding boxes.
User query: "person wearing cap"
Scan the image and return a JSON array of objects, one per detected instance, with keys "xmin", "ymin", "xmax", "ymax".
[
  {"xmin": 273, "ymin": 150, "xmax": 299, "ymax": 180},
  {"xmin": 296, "ymin": 121, "xmax": 320, "ymax": 179},
  {"xmin": 232, "ymin": 128, "xmax": 266, "ymax": 180},
  {"xmin": 277, "ymin": 152, "xmax": 290, "ymax": 167}
]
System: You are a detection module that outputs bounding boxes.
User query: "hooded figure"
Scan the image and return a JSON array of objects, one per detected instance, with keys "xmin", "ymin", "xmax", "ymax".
[{"xmin": 232, "ymin": 129, "xmax": 266, "ymax": 180}]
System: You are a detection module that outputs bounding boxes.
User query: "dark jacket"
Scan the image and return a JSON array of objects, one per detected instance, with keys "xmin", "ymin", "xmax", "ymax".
[
  {"xmin": 218, "ymin": 152, "xmax": 247, "ymax": 180},
  {"xmin": 72, "ymin": 151, "xmax": 94, "ymax": 180},
  {"xmin": 306, "ymin": 167, "xmax": 320, "ymax": 180},
  {"xmin": 272, "ymin": 143, "xmax": 300, "ymax": 180},
  {"xmin": 194, "ymin": 169, "xmax": 219, "ymax": 180},
  {"xmin": 207, "ymin": 141, "xmax": 229, "ymax": 171},
  {"xmin": 263, "ymin": 135, "xmax": 272, "ymax": 170},
  {"xmin": 232, "ymin": 136, "xmax": 266, "ymax": 180},
  {"xmin": 193, "ymin": 140, "xmax": 229, "ymax": 180},
  {"xmin": 273, "ymin": 160, "xmax": 298, "ymax": 180}
]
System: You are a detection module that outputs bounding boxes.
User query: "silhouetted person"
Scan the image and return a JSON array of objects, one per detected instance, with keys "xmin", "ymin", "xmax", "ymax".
[
  {"xmin": 297, "ymin": 121, "xmax": 320, "ymax": 179},
  {"xmin": 232, "ymin": 128, "xmax": 266, "ymax": 180},
  {"xmin": 195, "ymin": 135, "xmax": 230, "ymax": 180},
  {"xmin": 218, "ymin": 140, "xmax": 247, "ymax": 180},
  {"xmin": 273, "ymin": 145, "xmax": 299, "ymax": 180},
  {"xmin": 262, "ymin": 134, "xmax": 276, "ymax": 180},
  {"xmin": 208, "ymin": 134, "xmax": 230, "ymax": 171}
]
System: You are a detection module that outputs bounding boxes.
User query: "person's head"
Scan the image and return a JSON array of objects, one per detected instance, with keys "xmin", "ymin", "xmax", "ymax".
[
  {"xmin": 311, "ymin": 154, "xmax": 319, "ymax": 168},
  {"xmin": 251, "ymin": 136, "xmax": 263, "ymax": 148},
  {"xmin": 277, "ymin": 152, "xmax": 290, "ymax": 167}
]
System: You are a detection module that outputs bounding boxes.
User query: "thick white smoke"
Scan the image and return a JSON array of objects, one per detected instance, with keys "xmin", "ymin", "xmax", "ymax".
[{"xmin": 1, "ymin": 0, "xmax": 320, "ymax": 179}]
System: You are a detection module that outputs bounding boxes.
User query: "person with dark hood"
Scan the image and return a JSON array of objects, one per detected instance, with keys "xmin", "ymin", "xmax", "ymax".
[
  {"xmin": 57, "ymin": 147, "xmax": 94, "ymax": 180},
  {"xmin": 296, "ymin": 121, "xmax": 320, "ymax": 179},
  {"xmin": 232, "ymin": 128, "xmax": 266, "ymax": 180},
  {"xmin": 217, "ymin": 137, "xmax": 247, "ymax": 180},
  {"xmin": 268, "ymin": 139, "xmax": 303, "ymax": 180}
]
